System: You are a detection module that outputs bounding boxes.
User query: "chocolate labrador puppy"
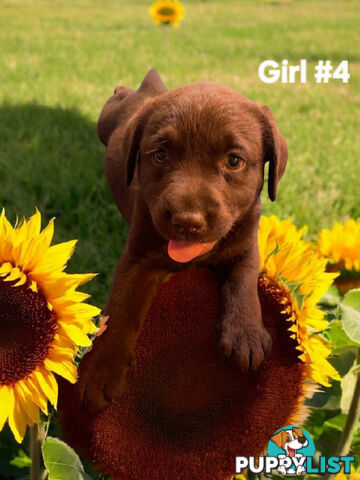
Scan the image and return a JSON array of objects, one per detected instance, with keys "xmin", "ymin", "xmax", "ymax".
[{"xmin": 77, "ymin": 69, "xmax": 288, "ymax": 411}]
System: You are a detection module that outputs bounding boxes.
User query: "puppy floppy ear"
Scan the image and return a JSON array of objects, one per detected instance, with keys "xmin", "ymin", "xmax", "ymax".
[
  {"xmin": 271, "ymin": 430, "xmax": 286, "ymax": 448},
  {"xmin": 126, "ymin": 70, "xmax": 167, "ymax": 186},
  {"xmin": 126, "ymin": 112, "xmax": 147, "ymax": 187},
  {"xmin": 261, "ymin": 105, "xmax": 288, "ymax": 201}
]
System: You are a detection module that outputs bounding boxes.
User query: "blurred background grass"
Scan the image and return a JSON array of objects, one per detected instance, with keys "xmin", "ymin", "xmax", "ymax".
[{"xmin": 0, "ymin": 0, "xmax": 359, "ymax": 308}]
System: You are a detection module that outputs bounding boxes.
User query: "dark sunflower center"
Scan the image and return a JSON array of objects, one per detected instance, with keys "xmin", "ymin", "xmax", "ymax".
[
  {"xmin": 0, "ymin": 276, "xmax": 57, "ymax": 385},
  {"xmin": 158, "ymin": 7, "xmax": 175, "ymax": 15}
]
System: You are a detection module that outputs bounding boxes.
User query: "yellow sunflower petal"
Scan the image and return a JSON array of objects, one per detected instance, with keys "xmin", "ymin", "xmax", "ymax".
[
  {"xmin": 44, "ymin": 357, "xmax": 77, "ymax": 384},
  {"xmin": 51, "ymin": 290, "xmax": 91, "ymax": 308},
  {"xmin": 37, "ymin": 273, "xmax": 97, "ymax": 302},
  {"xmin": 25, "ymin": 374, "xmax": 49, "ymax": 415},
  {"xmin": 8, "ymin": 390, "xmax": 28, "ymax": 443},
  {"xmin": 31, "ymin": 239, "xmax": 77, "ymax": 276},
  {"xmin": 14, "ymin": 383, "xmax": 40, "ymax": 425},
  {"xmin": 19, "ymin": 217, "xmax": 54, "ymax": 271},
  {"xmin": 0, "ymin": 262, "xmax": 13, "ymax": 276},
  {"xmin": 25, "ymin": 208, "xmax": 42, "ymax": 238},
  {"xmin": 32, "ymin": 368, "xmax": 58, "ymax": 408},
  {"xmin": 19, "ymin": 377, "xmax": 48, "ymax": 415},
  {"xmin": 259, "ymin": 215, "xmax": 340, "ymax": 387},
  {"xmin": 13, "ymin": 272, "xmax": 27, "ymax": 287},
  {"xmin": 2, "ymin": 267, "xmax": 22, "ymax": 282},
  {"xmin": 0, "ymin": 386, "xmax": 14, "ymax": 430},
  {"xmin": 57, "ymin": 322, "xmax": 92, "ymax": 347}
]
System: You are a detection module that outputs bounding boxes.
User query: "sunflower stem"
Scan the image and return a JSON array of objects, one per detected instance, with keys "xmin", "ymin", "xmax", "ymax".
[
  {"xmin": 323, "ymin": 347, "xmax": 360, "ymax": 480},
  {"xmin": 30, "ymin": 423, "xmax": 45, "ymax": 480},
  {"xmin": 162, "ymin": 25, "xmax": 168, "ymax": 47}
]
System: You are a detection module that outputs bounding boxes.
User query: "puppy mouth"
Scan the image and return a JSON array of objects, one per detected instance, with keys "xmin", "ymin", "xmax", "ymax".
[
  {"xmin": 167, "ymin": 239, "xmax": 217, "ymax": 263},
  {"xmin": 286, "ymin": 446, "xmax": 296, "ymax": 457}
]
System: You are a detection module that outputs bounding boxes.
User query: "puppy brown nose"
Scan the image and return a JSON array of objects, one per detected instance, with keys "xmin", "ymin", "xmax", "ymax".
[
  {"xmin": 298, "ymin": 437, "xmax": 307, "ymax": 444},
  {"xmin": 172, "ymin": 212, "xmax": 205, "ymax": 234}
]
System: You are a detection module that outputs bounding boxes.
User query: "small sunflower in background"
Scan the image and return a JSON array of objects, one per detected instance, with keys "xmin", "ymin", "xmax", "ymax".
[
  {"xmin": 317, "ymin": 219, "xmax": 360, "ymax": 293},
  {"xmin": 0, "ymin": 209, "xmax": 99, "ymax": 442},
  {"xmin": 149, "ymin": 0, "xmax": 185, "ymax": 27},
  {"xmin": 259, "ymin": 216, "xmax": 340, "ymax": 386}
]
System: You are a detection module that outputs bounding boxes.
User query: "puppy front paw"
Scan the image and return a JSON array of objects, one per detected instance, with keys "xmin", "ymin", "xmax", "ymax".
[
  {"xmin": 76, "ymin": 341, "xmax": 136, "ymax": 412},
  {"xmin": 218, "ymin": 319, "xmax": 272, "ymax": 371}
]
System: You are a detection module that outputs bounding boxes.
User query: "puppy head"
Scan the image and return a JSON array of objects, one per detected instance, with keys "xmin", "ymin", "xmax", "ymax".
[
  {"xmin": 126, "ymin": 82, "xmax": 287, "ymax": 260},
  {"xmin": 271, "ymin": 428, "xmax": 308, "ymax": 453}
]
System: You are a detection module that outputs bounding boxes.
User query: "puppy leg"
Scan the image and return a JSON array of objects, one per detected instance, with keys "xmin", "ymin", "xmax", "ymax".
[
  {"xmin": 77, "ymin": 257, "xmax": 169, "ymax": 411},
  {"xmin": 218, "ymin": 242, "xmax": 272, "ymax": 371}
]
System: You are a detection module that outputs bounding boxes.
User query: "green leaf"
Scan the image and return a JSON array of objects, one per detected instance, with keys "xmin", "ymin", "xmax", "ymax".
[
  {"xmin": 320, "ymin": 285, "xmax": 340, "ymax": 307},
  {"xmin": 323, "ymin": 413, "xmax": 347, "ymax": 431},
  {"xmin": 317, "ymin": 427, "xmax": 341, "ymax": 457},
  {"xmin": 42, "ymin": 437, "xmax": 87, "ymax": 480},
  {"xmin": 340, "ymin": 289, "xmax": 360, "ymax": 344},
  {"xmin": 329, "ymin": 348, "xmax": 356, "ymax": 377},
  {"xmin": 325, "ymin": 320, "xmax": 358, "ymax": 350},
  {"xmin": 351, "ymin": 442, "xmax": 360, "ymax": 469},
  {"xmin": 10, "ymin": 449, "xmax": 32, "ymax": 468},
  {"xmin": 305, "ymin": 381, "xmax": 341, "ymax": 409},
  {"xmin": 340, "ymin": 364, "xmax": 357, "ymax": 414}
]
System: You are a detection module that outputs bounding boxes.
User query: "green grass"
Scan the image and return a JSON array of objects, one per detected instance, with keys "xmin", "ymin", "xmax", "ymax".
[{"xmin": 0, "ymin": 0, "xmax": 359, "ymax": 308}]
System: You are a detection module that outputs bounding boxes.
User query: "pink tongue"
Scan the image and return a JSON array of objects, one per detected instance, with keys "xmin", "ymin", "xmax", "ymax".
[{"xmin": 168, "ymin": 240, "xmax": 216, "ymax": 263}]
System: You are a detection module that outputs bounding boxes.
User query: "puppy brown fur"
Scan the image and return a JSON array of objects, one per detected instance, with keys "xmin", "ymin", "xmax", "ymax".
[{"xmin": 77, "ymin": 70, "xmax": 288, "ymax": 411}]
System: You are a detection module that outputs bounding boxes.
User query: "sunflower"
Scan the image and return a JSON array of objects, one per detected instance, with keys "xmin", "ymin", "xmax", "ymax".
[
  {"xmin": 0, "ymin": 209, "xmax": 99, "ymax": 442},
  {"xmin": 149, "ymin": 0, "xmax": 185, "ymax": 27},
  {"xmin": 318, "ymin": 219, "xmax": 360, "ymax": 293},
  {"xmin": 259, "ymin": 215, "xmax": 340, "ymax": 386},
  {"xmin": 58, "ymin": 215, "xmax": 341, "ymax": 480}
]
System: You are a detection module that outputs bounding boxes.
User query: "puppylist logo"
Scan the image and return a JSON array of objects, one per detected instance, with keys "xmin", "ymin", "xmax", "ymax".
[
  {"xmin": 236, "ymin": 426, "xmax": 355, "ymax": 477},
  {"xmin": 268, "ymin": 426, "xmax": 314, "ymax": 476}
]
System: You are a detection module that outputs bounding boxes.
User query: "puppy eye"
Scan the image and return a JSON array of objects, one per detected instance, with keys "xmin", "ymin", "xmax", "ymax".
[
  {"xmin": 227, "ymin": 154, "xmax": 244, "ymax": 169},
  {"xmin": 153, "ymin": 150, "xmax": 167, "ymax": 165}
]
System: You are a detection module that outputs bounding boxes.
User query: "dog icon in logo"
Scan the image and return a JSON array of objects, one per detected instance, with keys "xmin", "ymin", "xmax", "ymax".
[{"xmin": 271, "ymin": 427, "xmax": 308, "ymax": 475}]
